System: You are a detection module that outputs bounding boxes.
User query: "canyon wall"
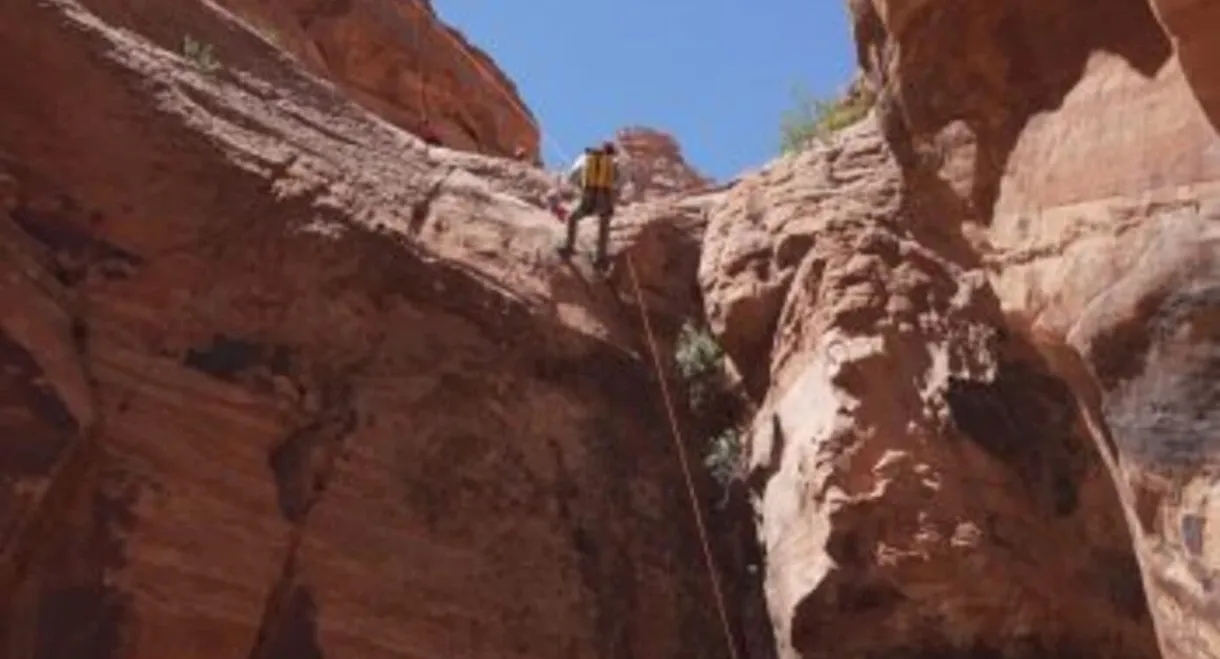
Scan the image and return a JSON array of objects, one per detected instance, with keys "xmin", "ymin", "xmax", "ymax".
[
  {"xmin": 696, "ymin": 0, "xmax": 1218, "ymax": 656},
  {"xmin": 0, "ymin": 0, "xmax": 739, "ymax": 657},
  {"xmin": 207, "ymin": 0, "xmax": 540, "ymax": 158},
  {"xmin": 0, "ymin": 0, "xmax": 1217, "ymax": 658}
]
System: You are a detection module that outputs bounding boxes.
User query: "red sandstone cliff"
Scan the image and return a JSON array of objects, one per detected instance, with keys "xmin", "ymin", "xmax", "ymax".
[
  {"xmin": 615, "ymin": 126, "xmax": 713, "ymax": 202},
  {"xmin": 1, "ymin": 0, "xmax": 1218, "ymax": 658},
  {"xmin": 696, "ymin": 0, "xmax": 1218, "ymax": 656},
  {"xmin": 0, "ymin": 0, "xmax": 733, "ymax": 657},
  {"xmin": 208, "ymin": 0, "xmax": 540, "ymax": 159}
]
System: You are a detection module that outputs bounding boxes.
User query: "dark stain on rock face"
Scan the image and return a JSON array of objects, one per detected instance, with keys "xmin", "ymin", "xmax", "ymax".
[
  {"xmin": 1181, "ymin": 514, "xmax": 1205, "ymax": 556},
  {"xmin": 29, "ymin": 466, "xmax": 140, "ymax": 659},
  {"xmin": 1087, "ymin": 291, "xmax": 1168, "ymax": 391},
  {"xmin": 398, "ymin": 425, "xmax": 545, "ymax": 535},
  {"xmin": 1098, "ymin": 282, "xmax": 1220, "ymax": 470},
  {"xmin": 248, "ymin": 554, "xmax": 325, "ymax": 659},
  {"xmin": 268, "ymin": 381, "xmax": 356, "ymax": 524},
  {"xmin": 258, "ymin": 584, "xmax": 324, "ymax": 659},
  {"xmin": 11, "ymin": 201, "xmax": 143, "ymax": 285},
  {"xmin": 183, "ymin": 333, "xmax": 295, "ymax": 381},
  {"xmin": 1087, "ymin": 548, "xmax": 1151, "ymax": 622},
  {"xmin": 788, "ymin": 572, "xmax": 905, "ymax": 657},
  {"xmin": 1050, "ymin": 471, "xmax": 1079, "ymax": 517},
  {"xmin": 183, "ymin": 334, "xmax": 261, "ymax": 377},
  {"xmin": 945, "ymin": 358, "xmax": 1086, "ymax": 517},
  {"xmin": 793, "ymin": 595, "xmax": 1141, "ymax": 659},
  {"xmin": 0, "ymin": 331, "xmax": 78, "ymax": 481},
  {"xmin": 1131, "ymin": 481, "xmax": 1165, "ymax": 536},
  {"xmin": 941, "ymin": 352, "xmax": 1161, "ymax": 638},
  {"xmin": 839, "ymin": 581, "xmax": 907, "ymax": 615}
]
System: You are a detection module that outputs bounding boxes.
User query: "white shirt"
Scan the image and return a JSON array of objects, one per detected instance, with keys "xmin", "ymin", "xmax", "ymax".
[{"xmin": 565, "ymin": 151, "xmax": 626, "ymax": 195}]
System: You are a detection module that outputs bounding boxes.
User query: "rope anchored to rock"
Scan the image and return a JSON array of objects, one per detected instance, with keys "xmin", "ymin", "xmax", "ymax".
[
  {"xmin": 624, "ymin": 255, "xmax": 743, "ymax": 659},
  {"xmin": 400, "ymin": 10, "xmax": 744, "ymax": 653}
]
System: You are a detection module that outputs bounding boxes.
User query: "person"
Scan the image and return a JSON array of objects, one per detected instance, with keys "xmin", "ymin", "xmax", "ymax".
[{"xmin": 556, "ymin": 141, "xmax": 623, "ymax": 273}]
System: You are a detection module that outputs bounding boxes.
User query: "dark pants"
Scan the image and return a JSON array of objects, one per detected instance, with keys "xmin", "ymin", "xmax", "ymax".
[{"xmin": 561, "ymin": 188, "xmax": 614, "ymax": 263}]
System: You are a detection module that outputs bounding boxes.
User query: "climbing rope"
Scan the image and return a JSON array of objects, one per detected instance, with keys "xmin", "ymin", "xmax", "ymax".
[
  {"xmin": 624, "ymin": 255, "xmax": 742, "ymax": 659},
  {"xmin": 397, "ymin": 11, "xmax": 742, "ymax": 653}
]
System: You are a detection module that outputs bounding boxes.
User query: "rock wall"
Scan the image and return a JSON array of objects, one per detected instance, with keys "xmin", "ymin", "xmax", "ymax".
[
  {"xmin": 207, "ymin": 0, "xmax": 540, "ymax": 158},
  {"xmin": 0, "ymin": 0, "xmax": 743, "ymax": 657},
  {"xmin": 1148, "ymin": 0, "xmax": 1220, "ymax": 130},
  {"xmin": 693, "ymin": 0, "xmax": 1218, "ymax": 657},
  {"xmin": 3, "ymin": 0, "xmax": 1218, "ymax": 657},
  {"xmin": 615, "ymin": 126, "xmax": 714, "ymax": 202},
  {"xmin": 701, "ymin": 118, "xmax": 1162, "ymax": 659},
  {"xmin": 852, "ymin": 0, "xmax": 1220, "ymax": 655}
]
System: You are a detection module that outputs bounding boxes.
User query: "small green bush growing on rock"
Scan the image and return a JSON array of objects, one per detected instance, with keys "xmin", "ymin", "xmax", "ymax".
[
  {"xmin": 675, "ymin": 321, "xmax": 725, "ymax": 408},
  {"xmin": 704, "ymin": 428, "xmax": 743, "ymax": 488},
  {"xmin": 673, "ymin": 321, "xmax": 744, "ymax": 492},
  {"xmin": 779, "ymin": 81, "xmax": 875, "ymax": 154},
  {"xmin": 182, "ymin": 35, "xmax": 221, "ymax": 73}
]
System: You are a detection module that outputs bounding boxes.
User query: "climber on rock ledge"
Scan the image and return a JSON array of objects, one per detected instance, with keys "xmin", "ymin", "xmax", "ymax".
[{"xmin": 555, "ymin": 140, "xmax": 623, "ymax": 275}]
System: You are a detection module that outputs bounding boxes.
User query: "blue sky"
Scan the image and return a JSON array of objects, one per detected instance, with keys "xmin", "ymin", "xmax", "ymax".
[{"xmin": 431, "ymin": 1, "xmax": 856, "ymax": 182}]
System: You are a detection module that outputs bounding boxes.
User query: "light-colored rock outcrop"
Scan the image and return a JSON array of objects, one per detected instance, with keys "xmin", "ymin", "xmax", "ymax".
[
  {"xmin": 615, "ymin": 126, "xmax": 713, "ymax": 202},
  {"xmin": 702, "ymin": 115, "xmax": 1162, "ymax": 658}
]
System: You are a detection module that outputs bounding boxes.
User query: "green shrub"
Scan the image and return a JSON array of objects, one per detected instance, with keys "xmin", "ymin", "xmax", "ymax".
[
  {"xmin": 704, "ymin": 428, "xmax": 743, "ymax": 488},
  {"xmin": 675, "ymin": 321, "xmax": 723, "ymax": 380},
  {"xmin": 673, "ymin": 321, "xmax": 745, "ymax": 490},
  {"xmin": 674, "ymin": 321, "xmax": 724, "ymax": 410},
  {"xmin": 779, "ymin": 83, "xmax": 874, "ymax": 154},
  {"xmin": 182, "ymin": 35, "xmax": 221, "ymax": 73}
]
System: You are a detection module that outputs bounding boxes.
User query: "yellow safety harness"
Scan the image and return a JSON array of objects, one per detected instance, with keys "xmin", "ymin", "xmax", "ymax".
[{"xmin": 581, "ymin": 149, "xmax": 616, "ymax": 191}]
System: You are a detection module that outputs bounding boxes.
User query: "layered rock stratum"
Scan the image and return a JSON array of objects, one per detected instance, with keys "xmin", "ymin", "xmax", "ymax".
[{"xmin": 210, "ymin": 0, "xmax": 540, "ymax": 158}]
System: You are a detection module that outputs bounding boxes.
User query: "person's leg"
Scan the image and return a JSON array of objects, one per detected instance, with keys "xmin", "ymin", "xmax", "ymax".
[
  {"xmin": 594, "ymin": 191, "xmax": 613, "ymax": 270},
  {"xmin": 559, "ymin": 195, "xmax": 592, "ymax": 255}
]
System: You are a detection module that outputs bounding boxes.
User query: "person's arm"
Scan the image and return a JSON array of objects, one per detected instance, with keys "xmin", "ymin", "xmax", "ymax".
[{"xmin": 565, "ymin": 154, "xmax": 585, "ymax": 188}]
